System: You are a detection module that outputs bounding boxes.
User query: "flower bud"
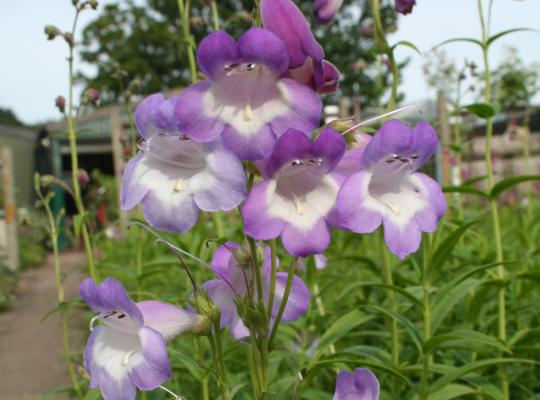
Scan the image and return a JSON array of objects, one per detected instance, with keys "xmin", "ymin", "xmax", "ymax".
[
  {"xmin": 83, "ymin": 88, "xmax": 101, "ymax": 105},
  {"xmin": 63, "ymin": 32, "xmax": 74, "ymax": 46},
  {"xmin": 44, "ymin": 25, "xmax": 61, "ymax": 40},
  {"xmin": 395, "ymin": 0, "xmax": 416, "ymax": 15},
  {"xmin": 77, "ymin": 169, "xmax": 90, "ymax": 185},
  {"xmin": 191, "ymin": 289, "xmax": 220, "ymax": 324},
  {"xmin": 40, "ymin": 175, "xmax": 55, "ymax": 187},
  {"xmin": 55, "ymin": 96, "xmax": 66, "ymax": 113},
  {"xmin": 87, "ymin": 0, "xmax": 98, "ymax": 10}
]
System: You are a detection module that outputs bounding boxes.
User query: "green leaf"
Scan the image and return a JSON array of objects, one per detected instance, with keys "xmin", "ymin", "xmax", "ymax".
[
  {"xmin": 391, "ymin": 40, "xmax": 421, "ymax": 54},
  {"xmin": 489, "ymin": 175, "xmax": 540, "ymax": 199},
  {"xmin": 82, "ymin": 389, "xmax": 102, "ymax": 400},
  {"xmin": 429, "ymin": 384, "xmax": 478, "ymax": 400},
  {"xmin": 430, "ymin": 219, "xmax": 481, "ymax": 274},
  {"xmin": 314, "ymin": 310, "xmax": 373, "ymax": 357},
  {"xmin": 73, "ymin": 211, "xmax": 91, "ymax": 238},
  {"xmin": 465, "ymin": 103, "xmax": 496, "ymax": 118},
  {"xmin": 363, "ymin": 305, "xmax": 423, "ymax": 354},
  {"xmin": 337, "ymin": 281, "xmax": 423, "ymax": 309},
  {"xmin": 435, "ymin": 37, "xmax": 484, "ymax": 49},
  {"xmin": 462, "ymin": 175, "xmax": 487, "ymax": 186},
  {"xmin": 424, "ymin": 329, "xmax": 512, "ymax": 355},
  {"xmin": 443, "ymin": 186, "xmax": 488, "ymax": 198},
  {"xmin": 487, "ymin": 27, "xmax": 539, "ymax": 46},
  {"xmin": 430, "ymin": 358, "xmax": 538, "ymax": 392}
]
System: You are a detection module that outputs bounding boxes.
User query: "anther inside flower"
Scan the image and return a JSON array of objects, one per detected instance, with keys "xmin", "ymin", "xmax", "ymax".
[
  {"xmin": 243, "ymin": 128, "xmax": 346, "ymax": 257},
  {"xmin": 173, "ymin": 28, "xmax": 322, "ymax": 161},
  {"xmin": 121, "ymin": 93, "xmax": 246, "ymax": 233},
  {"xmin": 80, "ymin": 277, "xmax": 205, "ymax": 400},
  {"xmin": 337, "ymin": 120, "xmax": 447, "ymax": 259}
]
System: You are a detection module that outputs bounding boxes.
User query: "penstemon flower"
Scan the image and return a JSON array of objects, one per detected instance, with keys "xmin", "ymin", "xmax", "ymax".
[
  {"xmin": 242, "ymin": 128, "xmax": 346, "ymax": 257},
  {"xmin": 333, "ymin": 368, "xmax": 380, "ymax": 400},
  {"xmin": 313, "ymin": 0, "xmax": 344, "ymax": 24},
  {"xmin": 121, "ymin": 93, "xmax": 246, "ymax": 233},
  {"xmin": 80, "ymin": 277, "xmax": 205, "ymax": 400},
  {"xmin": 173, "ymin": 28, "xmax": 322, "ymax": 161},
  {"xmin": 261, "ymin": 0, "xmax": 340, "ymax": 94},
  {"xmin": 201, "ymin": 242, "xmax": 310, "ymax": 339},
  {"xmin": 337, "ymin": 120, "xmax": 447, "ymax": 259}
]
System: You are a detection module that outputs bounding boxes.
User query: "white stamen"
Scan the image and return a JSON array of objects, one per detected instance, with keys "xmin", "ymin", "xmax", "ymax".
[
  {"xmin": 244, "ymin": 103, "xmax": 253, "ymax": 121},
  {"xmin": 159, "ymin": 385, "xmax": 185, "ymax": 399},
  {"xmin": 384, "ymin": 201, "xmax": 401, "ymax": 215},
  {"xmin": 296, "ymin": 201, "xmax": 305, "ymax": 215},
  {"xmin": 122, "ymin": 350, "xmax": 135, "ymax": 366},
  {"xmin": 173, "ymin": 179, "xmax": 183, "ymax": 192},
  {"xmin": 89, "ymin": 314, "xmax": 100, "ymax": 331}
]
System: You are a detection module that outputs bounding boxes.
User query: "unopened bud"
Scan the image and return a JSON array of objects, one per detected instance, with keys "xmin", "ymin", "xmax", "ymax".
[
  {"xmin": 44, "ymin": 25, "xmax": 61, "ymax": 40},
  {"xmin": 77, "ymin": 169, "xmax": 90, "ymax": 185},
  {"xmin": 86, "ymin": 0, "xmax": 98, "ymax": 9},
  {"xmin": 83, "ymin": 88, "xmax": 101, "ymax": 105},
  {"xmin": 55, "ymin": 96, "xmax": 66, "ymax": 113},
  {"xmin": 63, "ymin": 32, "xmax": 74, "ymax": 46},
  {"xmin": 40, "ymin": 175, "xmax": 55, "ymax": 187},
  {"xmin": 191, "ymin": 290, "xmax": 220, "ymax": 324}
]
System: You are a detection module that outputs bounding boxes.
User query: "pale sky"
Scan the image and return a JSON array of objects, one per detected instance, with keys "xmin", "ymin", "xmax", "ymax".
[{"xmin": 0, "ymin": 0, "xmax": 539, "ymax": 125}]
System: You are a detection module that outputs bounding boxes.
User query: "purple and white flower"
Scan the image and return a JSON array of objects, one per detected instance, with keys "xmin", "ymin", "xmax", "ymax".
[
  {"xmin": 333, "ymin": 368, "xmax": 380, "ymax": 400},
  {"xmin": 242, "ymin": 128, "xmax": 346, "ymax": 257},
  {"xmin": 337, "ymin": 120, "xmax": 447, "ymax": 259},
  {"xmin": 173, "ymin": 28, "xmax": 322, "ymax": 161},
  {"xmin": 121, "ymin": 93, "xmax": 246, "ymax": 233},
  {"xmin": 261, "ymin": 0, "xmax": 340, "ymax": 94},
  {"xmin": 80, "ymin": 277, "xmax": 205, "ymax": 400},
  {"xmin": 395, "ymin": 0, "xmax": 416, "ymax": 15},
  {"xmin": 201, "ymin": 242, "xmax": 310, "ymax": 340},
  {"xmin": 314, "ymin": 0, "xmax": 344, "ymax": 24}
]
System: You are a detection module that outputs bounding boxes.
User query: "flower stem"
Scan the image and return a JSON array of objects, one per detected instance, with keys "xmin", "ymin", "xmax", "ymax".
[
  {"xmin": 66, "ymin": 8, "xmax": 97, "ymax": 281},
  {"xmin": 420, "ymin": 239, "xmax": 432, "ymax": 400},
  {"xmin": 177, "ymin": 0, "xmax": 198, "ymax": 83},
  {"xmin": 379, "ymin": 230, "xmax": 400, "ymax": 395},
  {"xmin": 477, "ymin": 1, "xmax": 508, "ymax": 397},
  {"xmin": 195, "ymin": 337, "xmax": 209, "ymax": 400},
  {"xmin": 209, "ymin": 322, "xmax": 230, "ymax": 400},
  {"xmin": 266, "ymin": 239, "xmax": 278, "ymax": 317},
  {"xmin": 210, "ymin": 1, "xmax": 220, "ymax": 31},
  {"xmin": 269, "ymin": 258, "xmax": 297, "ymax": 346}
]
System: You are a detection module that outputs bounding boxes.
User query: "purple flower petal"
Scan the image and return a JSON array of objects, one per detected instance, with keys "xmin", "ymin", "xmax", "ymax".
[
  {"xmin": 243, "ymin": 180, "xmax": 287, "ymax": 240},
  {"xmin": 141, "ymin": 191, "xmax": 200, "ymax": 234},
  {"xmin": 314, "ymin": 0, "xmax": 344, "ymax": 24},
  {"xmin": 238, "ymin": 27, "xmax": 289, "ymax": 76},
  {"xmin": 133, "ymin": 327, "xmax": 171, "ymax": 388},
  {"xmin": 395, "ymin": 0, "xmax": 416, "ymax": 15},
  {"xmin": 210, "ymin": 241, "xmax": 240, "ymax": 278},
  {"xmin": 281, "ymin": 218, "xmax": 331, "ymax": 257},
  {"xmin": 333, "ymin": 368, "xmax": 380, "ymax": 400},
  {"xmin": 273, "ymin": 272, "xmax": 311, "ymax": 320},
  {"xmin": 136, "ymin": 301, "xmax": 204, "ymax": 341},
  {"xmin": 197, "ymin": 30, "xmax": 238, "ymax": 80},
  {"xmin": 121, "ymin": 153, "xmax": 148, "ymax": 211},
  {"xmin": 312, "ymin": 128, "xmax": 347, "ymax": 171},
  {"xmin": 134, "ymin": 93, "xmax": 166, "ymax": 140},
  {"xmin": 383, "ymin": 216, "xmax": 422, "ymax": 259},
  {"xmin": 261, "ymin": 0, "xmax": 324, "ymax": 69},
  {"xmin": 264, "ymin": 129, "xmax": 313, "ymax": 178}
]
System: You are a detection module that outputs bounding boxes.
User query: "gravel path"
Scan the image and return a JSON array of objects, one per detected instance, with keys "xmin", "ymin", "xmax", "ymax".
[{"xmin": 0, "ymin": 251, "xmax": 86, "ymax": 400}]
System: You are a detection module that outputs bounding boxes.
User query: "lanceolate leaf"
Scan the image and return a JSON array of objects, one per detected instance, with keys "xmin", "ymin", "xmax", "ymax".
[
  {"xmin": 443, "ymin": 186, "xmax": 488, "ymax": 198},
  {"xmin": 430, "ymin": 358, "xmax": 538, "ymax": 392},
  {"xmin": 337, "ymin": 281, "xmax": 423, "ymax": 309},
  {"xmin": 465, "ymin": 103, "xmax": 496, "ymax": 118},
  {"xmin": 429, "ymin": 384, "xmax": 478, "ymax": 400},
  {"xmin": 487, "ymin": 27, "xmax": 539, "ymax": 46},
  {"xmin": 435, "ymin": 37, "xmax": 484, "ymax": 49},
  {"xmin": 391, "ymin": 40, "xmax": 421, "ymax": 54},
  {"xmin": 489, "ymin": 175, "xmax": 540, "ymax": 199},
  {"xmin": 424, "ymin": 329, "xmax": 512, "ymax": 355}
]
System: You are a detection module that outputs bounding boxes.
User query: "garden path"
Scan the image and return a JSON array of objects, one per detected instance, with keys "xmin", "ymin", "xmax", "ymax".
[{"xmin": 0, "ymin": 251, "xmax": 86, "ymax": 400}]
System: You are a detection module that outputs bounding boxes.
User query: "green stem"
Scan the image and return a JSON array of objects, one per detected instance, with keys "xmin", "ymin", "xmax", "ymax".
[
  {"xmin": 248, "ymin": 237, "xmax": 264, "ymax": 304},
  {"xmin": 210, "ymin": 1, "xmax": 220, "ymax": 31},
  {"xmin": 266, "ymin": 239, "xmax": 278, "ymax": 317},
  {"xmin": 209, "ymin": 324, "xmax": 230, "ymax": 400},
  {"xmin": 195, "ymin": 337, "xmax": 209, "ymax": 400},
  {"xmin": 66, "ymin": 9, "xmax": 97, "ymax": 281},
  {"xmin": 178, "ymin": 0, "xmax": 198, "ymax": 83},
  {"xmin": 477, "ymin": 1, "xmax": 508, "ymax": 397},
  {"xmin": 420, "ymin": 240, "xmax": 432, "ymax": 400},
  {"xmin": 379, "ymin": 230, "xmax": 400, "ymax": 395},
  {"xmin": 269, "ymin": 258, "xmax": 297, "ymax": 346},
  {"xmin": 212, "ymin": 212, "xmax": 225, "ymax": 238}
]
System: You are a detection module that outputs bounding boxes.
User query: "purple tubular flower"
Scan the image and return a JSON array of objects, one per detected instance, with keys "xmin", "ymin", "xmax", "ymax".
[
  {"xmin": 80, "ymin": 277, "xmax": 204, "ymax": 400},
  {"xmin": 333, "ymin": 368, "xmax": 380, "ymax": 400},
  {"xmin": 242, "ymin": 128, "xmax": 346, "ymax": 257},
  {"xmin": 395, "ymin": 0, "xmax": 416, "ymax": 15},
  {"xmin": 121, "ymin": 93, "xmax": 246, "ymax": 233},
  {"xmin": 201, "ymin": 242, "xmax": 311, "ymax": 340},
  {"xmin": 337, "ymin": 120, "xmax": 447, "ymax": 259},
  {"xmin": 314, "ymin": 0, "xmax": 344, "ymax": 24},
  {"xmin": 289, "ymin": 59, "xmax": 340, "ymax": 94},
  {"xmin": 173, "ymin": 28, "xmax": 322, "ymax": 161}
]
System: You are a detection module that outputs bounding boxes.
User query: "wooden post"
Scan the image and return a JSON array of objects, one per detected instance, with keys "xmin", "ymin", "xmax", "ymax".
[{"xmin": 1, "ymin": 147, "xmax": 18, "ymax": 271}]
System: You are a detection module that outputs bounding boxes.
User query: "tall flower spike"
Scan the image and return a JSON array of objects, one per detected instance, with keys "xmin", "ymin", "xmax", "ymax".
[
  {"xmin": 200, "ymin": 242, "xmax": 310, "ymax": 339},
  {"xmin": 333, "ymin": 368, "xmax": 380, "ymax": 400},
  {"xmin": 121, "ymin": 93, "xmax": 246, "ymax": 233},
  {"xmin": 173, "ymin": 28, "xmax": 322, "ymax": 161},
  {"xmin": 337, "ymin": 120, "xmax": 447, "ymax": 259},
  {"xmin": 261, "ymin": 0, "xmax": 340, "ymax": 94},
  {"xmin": 80, "ymin": 277, "xmax": 205, "ymax": 400},
  {"xmin": 243, "ymin": 128, "xmax": 346, "ymax": 257}
]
